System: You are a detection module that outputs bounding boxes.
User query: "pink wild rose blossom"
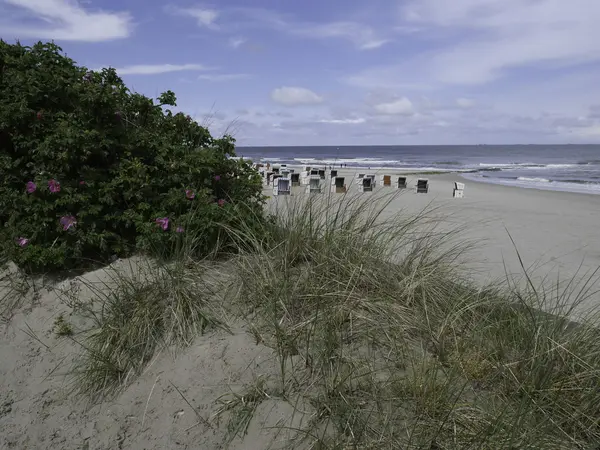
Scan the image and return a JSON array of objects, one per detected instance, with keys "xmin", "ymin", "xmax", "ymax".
[
  {"xmin": 48, "ymin": 179, "xmax": 61, "ymax": 193},
  {"xmin": 60, "ymin": 215, "xmax": 77, "ymax": 231},
  {"xmin": 217, "ymin": 199, "xmax": 225, "ymax": 207},
  {"xmin": 156, "ymin": 217, "xmax": 169, "ymax": 231},
  {"xmin": 185, "ymin": 189, "xmax": 195, "ymax": 200},
  {"xmin": 26, "ymin": 181, "xmax": 37, "ymax": 193},
  {"xmin": 16, "ymin": 237, "xmax": 29, "ymax": 247},
  {"xmin": 214, "ymin": 175, "xmax": 221, "ymax": 181}
]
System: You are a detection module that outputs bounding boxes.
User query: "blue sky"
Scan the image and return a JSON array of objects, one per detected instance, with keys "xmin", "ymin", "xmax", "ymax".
[{"xmin": 2, "ymin": 0, "xmax": 600, "ymax": 146}]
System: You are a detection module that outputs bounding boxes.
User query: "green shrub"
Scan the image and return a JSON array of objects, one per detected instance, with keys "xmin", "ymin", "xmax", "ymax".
[{"xmin": 0, "ymin": 40, "xmax": 265, "ymax": 273}]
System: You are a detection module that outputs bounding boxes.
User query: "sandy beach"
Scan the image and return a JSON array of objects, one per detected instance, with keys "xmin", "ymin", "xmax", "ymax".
[{"xmin": 265, "ymin": 167, "xmax": 600, "ymax": 316}]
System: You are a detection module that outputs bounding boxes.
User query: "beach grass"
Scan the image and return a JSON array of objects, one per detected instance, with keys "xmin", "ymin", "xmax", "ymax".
[
  {"xmin": 219, "ymin": 190, "xmax": 600, "ymax": 448},
  {"xmin": 64, "ymin": 256, "xmax": 224, "ymax": 401}
]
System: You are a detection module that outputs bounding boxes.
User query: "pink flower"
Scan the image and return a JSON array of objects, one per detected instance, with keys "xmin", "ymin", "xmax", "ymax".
[
  {"xmin": 217, "ymin": 199, "xmax": 225, "ymax": 207},
  {"xmin": 36, "ymin": 111, "xmax": 43, "ymax": 120},
  {"xmin": 26, "ymin": 181, "xmax": 37, "ymax": 193},
  {"xmin": 185, "ymin": 189, "xmax": 195, "ymax": 200},
  {"xmin": 48, "ymin": 179, "xmax": 60, "ymax": 193},
  {"xmin": 176, "ymin": 226, "xmax": 184, "ymax": 233},
  {"xmin": 155, "ymin": 217, "xmax": 169, "ymax": 231},
  {"xmin": 214, "ymin": 175, "xmax": 221, "ymax": 181},
  {"xmin": 16, "ymin": 237, "xmax": 29, "ymax": 247},
  {"xmin": 79, "ymin": 180, "xmax": 85, "ymax": 185},
  {"xmin": 60, "ymin": 215, "xmax": 77, "ymax": 231}
]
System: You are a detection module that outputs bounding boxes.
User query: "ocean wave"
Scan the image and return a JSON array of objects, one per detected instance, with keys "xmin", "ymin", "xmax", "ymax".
[
  {"xmin": 517, "ymin": 177, "xmax": 551, "ymax": 182},
  {"xmin": 463, "ymin": 173, "xmax": 600, "ymax": 195},
  {"xmin": 478, "ymin": 162, "xmax": 539, "ymax": 168},
  {"xmin": 292, "ymin": 157, "xmax": 402, "ymax": 166}
]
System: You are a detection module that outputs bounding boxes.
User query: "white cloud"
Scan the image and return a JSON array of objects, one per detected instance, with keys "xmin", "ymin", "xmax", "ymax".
[
  {"xmin": 347, "ymin": 0, "xmax": 600, "ymax": 89},
  {"xmin": 373, "ymin": 97, "xmax": 414, "ymax": 115},
  {"xmin": 114, "ymin": 64, "xmax": 211, "ymax": 75},
  {"xmin": 0, "ymin": 0, "xmax": 132, "ymax": 41},
  {"xmin": 318, "ymin": 118, "xmax": 366, "ymax": 124},
  {"xmin": 198, "ymin": 73, "xmax": 251, "ymax": 81},
  {"xmin": 398, "ymin": 0, "xmax": 600, "ymax": 85},
  {"xmin": 271, "ymin": 87, "xmax": 324, "ymax": 106},
  {"xmin": 228, "ymin": 36, "xmax": 246, "ymax": 48},
  {"xmin": 166, "ymin": 6, "xmax": 219, "ymax": 29},
  {"xmin": 288, "ymin": 21, "xmax": 389, "ymax": 50},
  {"xmin": 456, "ymin": 98, "xmax": 475, "ymax": 109},
  {"xmin": 183, "ymin": 6, "xmax": 389, "ymax": 50}
]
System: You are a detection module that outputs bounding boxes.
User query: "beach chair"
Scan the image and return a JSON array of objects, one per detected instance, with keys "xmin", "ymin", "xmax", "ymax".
[
  {"xmin": 266, "ymin": 172, "xmax": 273, "ymax": 185},
  {"xmin": 281, "ymin": 169, "xmax": 290, "ymax": 177},
  {"xmin": 453, "ymin": 182, "xmax": 465, "ymax": 198},
  {"xmin": 291, "ymin": 173, "xmax": 301, "ymax": 187},
  {"xmin": 359, "ymin": 177, "xmax": 373, "ymax": 193},
  {"xmin": 330, "ymin": 170, "xmax": 338, "ymax": 177},
  {"xmin": 273, "ymin": 177, "xmax": 291, "ymax": 196},
  {"xmin": 310, "ymin": 169, "xmax": 319, "ymax": 176},
  {"xmin": 367, "ymin": 175, "xmax": 377, "ymax": 188},
  {"xmin": 306, "ymin": 175, "xmax": 322, "ymax": 194},
  {"xmin": 380, "ymin": 175, "xmax": 392, "ymax": 187},
  {"xmin": 331, "ymin": 177, "xmax": 346, "ymax": 194},
  {"xmin": 272, "ymin": 167, "xmax": 280, "ymax": 174},
  {"xmin": 397, "ymin": 177, "xmax": 407, "ymax": 189},
  {"xmin": 272, "ymin": 174, "xmax": 282, "ymax": 186},
  {"xmin": 356, "ymin": 173, "xmax": 365, "ymax": 185},
  {"xmin": 415, "ymin": 179, "xmax": 429, "ymax": 194},
  {"xmin": 318, "ymin": 169, "xmax": 326, "ymax": 179}
]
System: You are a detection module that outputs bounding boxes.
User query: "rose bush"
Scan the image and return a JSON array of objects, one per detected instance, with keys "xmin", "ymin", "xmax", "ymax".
[{"xmin": 0, "ymin": 40, "xmax": 264, "ymax": 272}]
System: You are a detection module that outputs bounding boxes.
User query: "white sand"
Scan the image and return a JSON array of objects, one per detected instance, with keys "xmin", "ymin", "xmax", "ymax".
[
  {"xmin": 266, "ymin": 167, "xmax": 600, "ymax": 316},
  {"xmin": 0, "ymin": 258, "xmax": 313, "ymax": 449}
]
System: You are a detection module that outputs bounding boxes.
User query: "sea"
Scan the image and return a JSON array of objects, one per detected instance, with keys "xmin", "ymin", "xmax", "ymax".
[{"xmin": 236, "ymin": 145, "xmax": 600, "ymax": 195}]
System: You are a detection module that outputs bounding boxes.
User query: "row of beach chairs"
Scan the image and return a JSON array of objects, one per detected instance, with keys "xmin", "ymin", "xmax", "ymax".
[{"xmin": 258, "ymin": 165, "xmax": 466, "ymax": 198}]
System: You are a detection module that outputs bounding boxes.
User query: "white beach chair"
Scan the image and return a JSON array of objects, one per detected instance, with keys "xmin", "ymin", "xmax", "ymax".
[
  {"xmin": 453, "ymin": 182, "xmax": 465, "ymax": 198},
  {"xmin": 415, "ymin": 179, "xmax": 429, "ymax": 194},
  {"xmin": 359, "ymin": 177, "xmax": 373, "ymax": 193},
  {"xmin": 318, "ymin": 169, "xmax": 326, "ymax": 179},
  {"xmin": 355, "ymin": 173, "xmax": 365, "ymax": 186},
  {"xmin": 273, "ymin": 177, "xmax": 291, "ymax": 196},
  {"xmin": 306, "ymin": 175, "xmax": 322, "ymax": 194},
  {"xmin": 331, "ymin": 177, "xmax": 346, "ymax": 194},
  {"xmin": 397, "ymin": 176, "xmax": 407, "ymax": 189},
  {"xmin": 330, "ymin": 170, "xmax": 338, "ymax": 178}
]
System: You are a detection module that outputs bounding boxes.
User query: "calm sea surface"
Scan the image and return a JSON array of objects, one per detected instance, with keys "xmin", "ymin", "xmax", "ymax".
[{"xmin": 236, "ymin": 145, "xmax": 600, "ymax": 195}]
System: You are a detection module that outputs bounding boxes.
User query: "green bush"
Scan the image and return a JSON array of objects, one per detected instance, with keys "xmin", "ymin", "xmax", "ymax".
[{"xmin": 0, "ymin": 40, "xmax": 265, "ymax": 273}]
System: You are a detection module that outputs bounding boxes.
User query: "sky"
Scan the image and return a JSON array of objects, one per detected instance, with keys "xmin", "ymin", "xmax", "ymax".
[{"xmin": 2, "ymin": 0, "xmax": 600, "ymax": 146}]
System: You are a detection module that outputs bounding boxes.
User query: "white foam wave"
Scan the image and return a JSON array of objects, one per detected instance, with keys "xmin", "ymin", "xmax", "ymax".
[
  {"xmin": 462, "ymin": 173, "xmax": 600, "ymax": 195},
  {"xmin": 478, "ymin": 162, "xmax": 535, "ymax": 168},
  {"xmin": 293, "ymin": 157, "xmax": 402, "ymax": 166},
  {"xmin": 517, "ymin": 177, "xmax": 550, "ymax": 182}
]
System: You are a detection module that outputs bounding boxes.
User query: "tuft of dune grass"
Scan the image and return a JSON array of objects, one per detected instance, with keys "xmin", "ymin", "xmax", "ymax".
[
  {"xmin": 220, "ymin": 189, "xmax": 600, "ymax": 449},
  {"xmin": 67, "ymin": 257, "xmax": 223, "ymax": 401}
]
